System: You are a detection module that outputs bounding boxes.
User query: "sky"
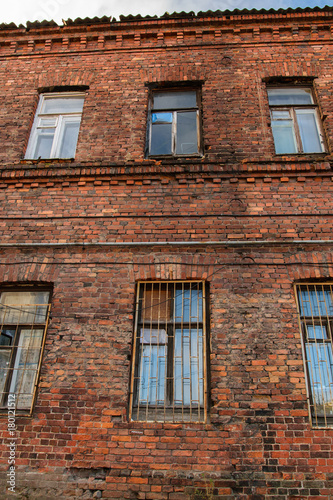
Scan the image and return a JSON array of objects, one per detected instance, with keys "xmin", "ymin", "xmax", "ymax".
[{"xmin": 1, "ymin": 0, "xmax": 333, "ymax": 26}]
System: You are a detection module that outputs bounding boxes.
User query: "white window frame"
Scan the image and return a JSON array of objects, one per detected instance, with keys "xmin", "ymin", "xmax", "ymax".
[
  {"xmin": 25, "ymin": 92, "xmax": 85, "ymax": 159},
  {"xmin": 268, "ymin": 87, "xmax": 326, "ymax": 154}
]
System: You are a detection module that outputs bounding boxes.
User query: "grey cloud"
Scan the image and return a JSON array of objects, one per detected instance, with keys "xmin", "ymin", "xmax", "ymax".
[{"xmin": 1, "ymin": 0, "xmax": 331, "ymax": 26}]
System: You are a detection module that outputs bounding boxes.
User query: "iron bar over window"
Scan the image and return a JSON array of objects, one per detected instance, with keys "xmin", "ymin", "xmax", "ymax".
[
  {"xmin": 295, "ymin": 283, "xmax": 333, "ymax": 427},
  {"xmin": 0, "ymin": 290, "xmax": 51, "ymax": 414},
  {"xmin": 130, "ymin": 281, "xmax": 208, "ymax": 422}
]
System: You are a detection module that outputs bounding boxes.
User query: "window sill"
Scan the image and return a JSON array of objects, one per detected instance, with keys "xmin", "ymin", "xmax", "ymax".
[
  {"xmin": 147, "ymin": 154, "xmax": 204, "ymax": 162},
  {"xmin": 0, "ymin": 408, "xmax": 32, "ymax": 417},
  {"xmin": 311, "ymin": 420, "xmax": 333, "ymax": 429},
  {"xmin": 131, "ymin": 406, "xmax": 207, "ymax": 423},
  {"xmin": 21, "ymin": 157, "xmax": 75, "ymax": 163},
  {"xmin": 274, "ymin": 152, "xmax": 328, "ymax": 158}
]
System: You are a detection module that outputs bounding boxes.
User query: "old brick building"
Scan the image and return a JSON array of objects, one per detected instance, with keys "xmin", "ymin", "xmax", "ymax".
[{"xmin": 0, "ymin": 5, "xmax": 333, "ymax": 499}]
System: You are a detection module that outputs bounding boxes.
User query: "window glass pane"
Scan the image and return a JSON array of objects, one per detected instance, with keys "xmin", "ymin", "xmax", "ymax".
[
  {"xmin": 0, "ymin": 291, "xmax": 50, "ymax": 325},
  {"xmin": 58, "ymin": 120, "xmax": 81, "ymax": 158},
  {"xmin": 175, "ymin": 287, "xmax": 203, "ymax": 322},
  {"xmin": 140, "ymin": 287, "xmax": 171, "ymax": 323},
  {"xmin": 153, "ymin": 91, "xmax": 196, "ymax": 110},
  {"xmin": 271, "ymin": 110, "xmax": 292, "ymax": 120},
  {"xmin": 271, "ymin": 120, "xmax": 297, "ymax": 154},
  {"xmin": 306, "ymin": 325, "xmax": 328, "ymax": 340},
  {"xmin": 296, "ymin": 109, "xmax": 323, "ymax": 153},
  {"xmin": 268, "ymin": 88, "xmax": 313, "ymax": 105},
  {"xmin": 0, "ymin": 350, "xmax": 11, "ymax": 401},
  {"xmin": 41, "ymin": 97, "xmax": 84, "ymax": 114},
  {"xmin": 140, "ymin": 328, "xmax": 167, "ymax": 345},
  {"xmin": 138, "ymin": 345, "xmax": 166, "ymax": 405},
  {"xmin": 174, "ymin": 329, "xmax": 203, "ymax": 406},
  {"xmin": 38, "ymin": 118, "xmax": 57, "ymax": 128},
  {"xmin": 175, "ymin": 111, "xmax": 198, "ymax": 155},
  {"xmin": 152, "ymin": 112, "xmax": 172, "ymax": 124},
  {"xmin": 299, "ymin": 288, "xmax": 333, "ymax": 317},
  {"xmin": 306, "ymin": 343, "xmax": 333, "ymax": 416},
  {"xmin": 150, "ymin": 122, "xmax": 172, "ymax": 155},
  {"xmin": 0, "ymin": 328, "xmax": 15, "ymax": 346},
  {"xmin": 10, "ymin": 329, "xmax": 43, "ymax": 409},
  {"xmin": 33, "ymin": 130, "xmax": 54, "ymax": 159}
]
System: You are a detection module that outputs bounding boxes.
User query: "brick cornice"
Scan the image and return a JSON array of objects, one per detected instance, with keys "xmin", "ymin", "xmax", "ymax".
[
  {"xmin": 0, "ymin": 11, "xmax": 332, "ymax": 58},
  {"xmin": 0, "ymin": 159, "xmax": 331, "ymax": 186}
]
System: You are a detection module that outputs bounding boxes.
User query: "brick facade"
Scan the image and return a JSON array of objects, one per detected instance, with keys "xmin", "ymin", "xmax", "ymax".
[{"xmin": 0, "ymin": 7, "xmax": 333, "ymax": 499}]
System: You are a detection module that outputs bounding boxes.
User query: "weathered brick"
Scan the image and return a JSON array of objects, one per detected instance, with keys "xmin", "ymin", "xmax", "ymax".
[{"xmin": 0, "ymin": 6, "xmax": 332, "ymax": 500}]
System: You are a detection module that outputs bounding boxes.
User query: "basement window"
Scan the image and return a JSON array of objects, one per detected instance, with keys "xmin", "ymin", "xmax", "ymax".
[
  {"xmin": 130, "ymin": 281, "xmax": 208, "ymax": 422},
  {"xmin": 268, "ymin": 87, "xmax": 325, "ymax": 154},
  {"xmin": 0, "ymin": 288, "xmax": 51, "ymax": 414},
  {"xmin": 295, "ymin": 283, "xmax": 333, "ymax": 427},
  {"xmin": 25, "ymin": 92, "xmax": 85, "ymax": 159},
  {"xmin": 147, "ymin": 89, "xmax": 202, "ymax": 157}
]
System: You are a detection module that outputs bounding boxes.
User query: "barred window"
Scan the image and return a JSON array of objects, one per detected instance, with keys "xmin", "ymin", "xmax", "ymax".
[
  {"xmin": 129, "ymin": 281, "xmax": 208, "ymax": 422},
  {"xmin": 0, "ymin": 289, "xmax": 51, "ymax": 414},
  {"xmin": 296, "ymin": 284, "xmax": 333, "ymax": 427}
]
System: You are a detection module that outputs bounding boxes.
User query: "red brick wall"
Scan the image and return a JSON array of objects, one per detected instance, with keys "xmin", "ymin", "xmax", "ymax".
[{"xmin": 0, "ymin": 9, "xmax": 333, "ymax": 499}]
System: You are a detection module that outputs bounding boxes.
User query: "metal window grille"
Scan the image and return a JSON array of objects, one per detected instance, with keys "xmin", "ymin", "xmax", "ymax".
[
  {"xmin": 0, "ymin": 290, "xmax": 51, "ymax": 414},
  {"xmin": 129, "ymin": 281, "xmax": 208, "ymax": 422},
  {"xmin": 295, "ymin": 283, "xmax": 333, "ymax": 427}
]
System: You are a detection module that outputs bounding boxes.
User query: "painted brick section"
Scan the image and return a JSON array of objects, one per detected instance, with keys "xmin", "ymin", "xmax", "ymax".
[{"xmin": 0, "ymin": 7, "xmax": 333, "ymax": 500}]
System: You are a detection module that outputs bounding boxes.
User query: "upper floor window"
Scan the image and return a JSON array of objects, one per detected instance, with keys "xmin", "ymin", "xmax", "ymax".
[
  {"xmin": 296, "ymin": 283, "xmax": 333, "ymax": 427},
  {"xmin": 25, "ymin": 93, "xmax": 85, "ymax": 159},
  {"xmin": 0, "ymin": 288, "xmax": 51, "ymax": 413},
  {"xmin": 129, "ymin": 281, "xmax": 208, "ymax": 422},
  {"xmin": 267, "ymin": 87, "xmax": 325, "ymax": 154},
  {"xmin": 147, "ymin": 89, "xmax": 201, "ymax": 157}
]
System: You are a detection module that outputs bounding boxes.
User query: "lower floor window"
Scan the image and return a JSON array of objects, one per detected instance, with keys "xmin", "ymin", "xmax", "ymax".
[
  {"xmin": 296, "ymin": 283, "xmax": 333, "ymax": 427},
  {"xmin": 130, "ymin": 281, "xmax": 208, "ymax": 422},
  {"xmin": 0, "ymin": 288, "xmax": 51, "ymax": 413}
]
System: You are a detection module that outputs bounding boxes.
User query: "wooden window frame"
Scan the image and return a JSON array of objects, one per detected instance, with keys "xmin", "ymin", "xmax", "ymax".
[
  {"xmin": 0, "ymin": 287, "xmax": 51, "ymax": 416},
  {"xmin": 146, "ymin": 88, "xmax": 203, "ymax": 158}
]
